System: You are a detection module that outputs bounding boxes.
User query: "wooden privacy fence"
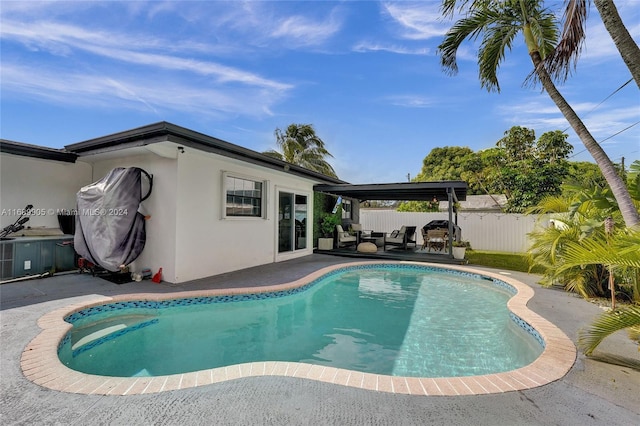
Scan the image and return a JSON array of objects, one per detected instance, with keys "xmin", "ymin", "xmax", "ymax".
[{"xmin": 359, "ymin": 210, "xmax": 547, "ymax": 253}]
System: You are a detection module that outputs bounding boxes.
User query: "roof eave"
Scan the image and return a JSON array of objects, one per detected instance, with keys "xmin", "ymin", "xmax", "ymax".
[
  {"xmin": 0, "ymin": 139, "xmax": 78, "ymax": 163},
  {"xmin": 65, "ymin": 121, "xmax": 346, "ymax": 185}
]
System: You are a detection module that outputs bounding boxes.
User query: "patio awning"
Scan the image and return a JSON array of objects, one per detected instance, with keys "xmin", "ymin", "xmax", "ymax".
[{"xmin": 313, "ymin": 181, "xmax": 467, "ymax": 202}]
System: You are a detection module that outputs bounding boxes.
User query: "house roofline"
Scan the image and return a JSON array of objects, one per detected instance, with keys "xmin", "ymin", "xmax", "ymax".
[
  {"xmin": 0, "ymin": 139, "xmax": 78, "ymax": 163},
  {"xmin": 65, "ymin": 121, "xmax": 347, "ymax": 185}
]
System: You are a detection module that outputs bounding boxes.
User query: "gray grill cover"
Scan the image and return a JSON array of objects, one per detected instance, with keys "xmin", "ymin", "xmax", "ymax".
[{"xmin": 74, "ymin": 167, "xmax": 148, "ymax": 272}]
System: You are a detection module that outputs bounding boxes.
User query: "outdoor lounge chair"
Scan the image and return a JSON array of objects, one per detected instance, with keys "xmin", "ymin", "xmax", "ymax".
[
  {"xmin": 349, "ymin": 223, "xmax": 372, "ymax": 238},
  {"xmin": 336, "ymin": 225, "xmax": 357, "ymax": 248},
  {"xmin": 384, "ymin": 226, "xmax": 416, "ymax": 250}
]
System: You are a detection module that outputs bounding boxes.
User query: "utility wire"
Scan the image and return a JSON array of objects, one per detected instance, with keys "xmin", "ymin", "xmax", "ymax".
[
  {"xmin": 563, "ymin": 78, "xmax": 637, "ymax": 159},
  {"xmin": 562, "ymin": 78, "xmax": 633, "ymax": 134},
  {"xmin": 569, "ymin": 120, "xmax": 640, "ymax": 158},
  {"xmin": 599, "ymin": 120, "xmax": 640, "ymax": 144}
]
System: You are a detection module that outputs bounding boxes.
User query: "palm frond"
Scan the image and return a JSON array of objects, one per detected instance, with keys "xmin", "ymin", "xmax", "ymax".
[
  {"xmin": 578, "ymin": 305, "xmax": 640, "ymax": 355},
  {"xmin": 525, "ymin": 195, "xmax": 570, "ymax": 214},
  {"xmin": 627, "ymin": 160, "xmax": 640, "ymax": 202},
  {"xmin": 478, "ymin": 20, "xmax": 519, "ymax": 92},
  {"xmin": 262, "ymin": 150, "xmax": 284, "ymax": 161},
  {"xmin": 439, "ymin": 13, "xmax": 488, "ymax": 75},
  {"xmin": 523, "ymin": 1, "xmax": 567, "ymax": 87},
  {"xmin": 563, "ymin": 272, "xmax": 591, "ymax": 298},
  {"xmin": 543, "ymin": 0, "xmax": 588, "ymax": 82},
  {"xmin": 558, "ymin": 231, "xmax": 640, "ymax": 270},
  {"xmin": 271, "ymin": 124, "xmax": 337, "ymax": 177},
  {"xmin": 441, "ymin": 0, "xmax": 493, "ymax": 17}
]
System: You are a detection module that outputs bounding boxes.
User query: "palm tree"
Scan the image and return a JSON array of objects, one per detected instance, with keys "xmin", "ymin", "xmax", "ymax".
[
  {"xmin": 263, "ymin": 124, "xmax": 338, "ymax": 178},
  {"xmin": 558, "ymin": 228, "xmax": 640, "ymax": 355},
  {"xmin": 593, "ymin": 0, "xmax": 640, "ymax": 88},
  {"xmin": 558, "ymin": 228, "xmax": 640, "ymax": 296},
  {"xmin": 438, "ymin": 0, "xmax": 640, "ymax": 228},
  {"xmin": 527, "ymin": 193, "xmax": 613, "ymax": 297},
  {"xmin": 527, "ymin": 180, "xmax": 640, "ymax": 355}
]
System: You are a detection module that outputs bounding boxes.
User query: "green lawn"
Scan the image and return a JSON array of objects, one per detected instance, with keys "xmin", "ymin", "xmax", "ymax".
[{"xmin": 465, "ymin": 250, "xmax": 545, "ymax": 274}]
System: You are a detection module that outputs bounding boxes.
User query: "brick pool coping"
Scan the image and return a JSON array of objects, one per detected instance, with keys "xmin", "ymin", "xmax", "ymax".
[{"xmin": 21, "ymin": 261, "xmax": 576, "ymax": 396}]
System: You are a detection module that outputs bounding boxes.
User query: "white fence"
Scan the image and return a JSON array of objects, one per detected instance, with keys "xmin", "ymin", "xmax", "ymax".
[{"xmin": 359, "ymin": 210, "xmax": 546, "ymax": 253}]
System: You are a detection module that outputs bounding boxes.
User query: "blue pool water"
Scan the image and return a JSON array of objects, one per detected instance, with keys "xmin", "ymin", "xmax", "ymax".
[{"xmin": 58, "ymin": 265, "xmax": 543, "ymax": 378}]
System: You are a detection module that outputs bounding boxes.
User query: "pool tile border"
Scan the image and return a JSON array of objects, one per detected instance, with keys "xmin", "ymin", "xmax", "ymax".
[{"xmin": 21, "ymin": 261, "xmax": 576, "ymax": 396}]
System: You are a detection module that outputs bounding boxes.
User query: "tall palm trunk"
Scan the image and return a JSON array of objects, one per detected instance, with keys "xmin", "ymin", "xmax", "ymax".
[
  {"xmin": 594, "ymin": 0, "xmax": 640, "ymax": 89},
  {"xmin": 523, "ymin": 24, "xmax": 640, "ymax": 228}
]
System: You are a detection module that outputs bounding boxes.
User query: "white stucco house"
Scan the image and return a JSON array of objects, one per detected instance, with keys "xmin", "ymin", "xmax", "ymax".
[{"xmin": 0, "ymin": 122, "xmax": 346, "ymax": 283}]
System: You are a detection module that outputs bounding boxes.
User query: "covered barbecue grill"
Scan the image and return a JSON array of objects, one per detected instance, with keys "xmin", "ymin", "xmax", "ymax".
[
  {"xmin": 422, "ymin": 220, "xmax": 461, "ymax": 242},
  {"xmin": 74, "ymin": 167, "xmax": 153, "ymax": 272}
]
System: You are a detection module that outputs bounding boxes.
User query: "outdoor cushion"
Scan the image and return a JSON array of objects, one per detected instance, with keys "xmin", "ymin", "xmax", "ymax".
[{"xmin": 357, "ymin": 242, "xmax": 377, "ymax": 253}]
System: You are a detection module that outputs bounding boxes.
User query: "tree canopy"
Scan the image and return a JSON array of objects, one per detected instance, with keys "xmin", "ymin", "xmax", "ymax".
[
  {"xmin": 407, "ymin": 126, "xmax": 577, "ymax": 212},
  {"xmin": 414, "ymin": 146, "xmax": 476, "ymax": 189}
]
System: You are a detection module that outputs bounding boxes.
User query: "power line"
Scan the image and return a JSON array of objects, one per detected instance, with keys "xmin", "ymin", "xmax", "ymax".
[
  {"xmin": 562, "ymin": 78, "xmax": 633, "ymax": 134},
  {"xmin": 569, "ymin": 120, "xmax": 640, "ymax": 159},
  {"xmin": 562, "ymin": 77, "xmax": 637, "ymax": 159},
  {"xmin": 599, "ymin": 120, "xmax": 640, "ymax": 144}
]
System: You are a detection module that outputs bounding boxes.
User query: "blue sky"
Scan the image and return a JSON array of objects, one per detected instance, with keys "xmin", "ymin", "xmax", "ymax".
[{"xmin": 1, "ymin": 1, "xmax": 639, "ymax": 184}]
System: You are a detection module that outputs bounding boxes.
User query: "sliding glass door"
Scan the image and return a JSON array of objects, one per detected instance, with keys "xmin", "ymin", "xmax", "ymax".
[{"xmin": 278, "ymin": 191, "xmax": 307, "ymax": 253}]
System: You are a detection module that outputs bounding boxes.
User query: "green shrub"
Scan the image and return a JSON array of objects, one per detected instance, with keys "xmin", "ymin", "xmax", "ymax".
[{"xmin": 319, "ymin": 213, "xmax": 341, "ymax": 238}]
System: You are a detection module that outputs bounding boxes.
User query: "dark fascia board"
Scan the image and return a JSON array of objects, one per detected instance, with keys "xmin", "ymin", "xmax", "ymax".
[
  {"xmin": 0, "ymin": 139, "xmax": 78, "ymax": 163},
  {"xmin": 65, "ymin": 121, "xmax": 347, "ymax": 185},
  {"xmin": 314, "ymin": 181, "xmax": 468, "ymax": 202}
]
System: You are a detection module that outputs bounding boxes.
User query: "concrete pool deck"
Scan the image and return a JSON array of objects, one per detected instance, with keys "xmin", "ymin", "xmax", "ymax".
[{"xmin": 2, "ymin": 254, "xmax": 639, "ymax": 425}]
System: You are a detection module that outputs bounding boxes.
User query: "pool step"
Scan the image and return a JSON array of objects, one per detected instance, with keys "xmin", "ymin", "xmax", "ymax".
[
  {"xmin": 69, "ymin": 316, "xmax": 159, "ymax": 356},
  {"xmin": 71, "ymin": 324, "xmax": 127, "ymax": 350}
]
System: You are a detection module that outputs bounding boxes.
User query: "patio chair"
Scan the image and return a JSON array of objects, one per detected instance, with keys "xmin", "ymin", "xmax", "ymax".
[
  {"xmin": 350, "ymin": 223, "xmax": 372, "ymax": 243},
  {"xmin": 349, "ymin": 223, "xmax": 372, "ymax": 238},
  {"xmin": 423, "ymin": 228, "xmax": 448, "ymax": 252},
  {"xmin": 384, "ymin": 226, "xmax": 416, "ymax": 250},
  {"xmin": 405, "ymin": 226, "xmax": 417, "ymax": 247},
  {"xmin": 336, "ymin": 225, "xmax": 357, "ymax": 249}
]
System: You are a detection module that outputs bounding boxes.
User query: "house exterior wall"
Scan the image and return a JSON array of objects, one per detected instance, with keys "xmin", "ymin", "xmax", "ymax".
[
  {"xmin": 173, "ymin": 149, "xmax": 316, "ymax": 283},
  {"xmin": 0, "ymin": 153, "xmax": 93, "ymax": 229},
  {"xmin": 2, "ymin": 135, "xmax": 324, "ymax": 284},
  {"xmin": 85, "ymin": 144, "xmax": 317, "ymax": 284},
  {"xmin": 90, "ymin": 152, "xmax": 179, "ymax": 283}
]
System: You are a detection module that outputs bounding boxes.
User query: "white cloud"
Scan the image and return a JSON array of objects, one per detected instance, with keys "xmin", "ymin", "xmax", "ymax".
[
  {"xmin": 352, "ymin": 41, "xmax": 430, "ymax": 55},
  {"xmin": 385, "ymin": 95, "xmax": 439, "ymax": 108},
  {"xmin": 496, "ymin": 99, "xmax": 640, "ymax": 146},
  {"xmin": 270, "ymin": 11, "xmax": 343, "ymax": 47},
  {"xmin": 1, "ymin": 64, "xmax": 285, "ymax": 118},
  {"xmin": 383, "ymin": 2, "xmax": 449, "ymax": 40},
  {"xmin": 1, "ymin": 19, "xmax": 291, "ymax": 90}
]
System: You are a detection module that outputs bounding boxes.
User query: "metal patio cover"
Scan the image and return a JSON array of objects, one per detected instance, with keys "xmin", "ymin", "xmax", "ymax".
[{"xmin": 313, "ymin": 181, "xmax": 468, "ymax": 202}]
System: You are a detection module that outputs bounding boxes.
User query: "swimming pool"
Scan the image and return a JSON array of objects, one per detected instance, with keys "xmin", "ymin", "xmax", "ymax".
[
  {"xmin": 23, "ymin": 261, "xmax": 576, "ymax": 395},
  {"xmin": 58, "ymin": 264, "xmax": 542, "ymax": 378}
]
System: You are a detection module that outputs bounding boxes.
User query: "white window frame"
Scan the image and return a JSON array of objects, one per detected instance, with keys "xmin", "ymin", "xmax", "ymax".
[{"xmin": 221, "ymin": 171, "xmax": 268, "ymax": 220}]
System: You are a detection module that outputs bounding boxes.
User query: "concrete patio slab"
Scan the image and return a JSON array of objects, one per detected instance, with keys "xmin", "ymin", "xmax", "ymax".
[{"xmin": 1, "ymin": 254, "xmax": 638, "ymax": 425}]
